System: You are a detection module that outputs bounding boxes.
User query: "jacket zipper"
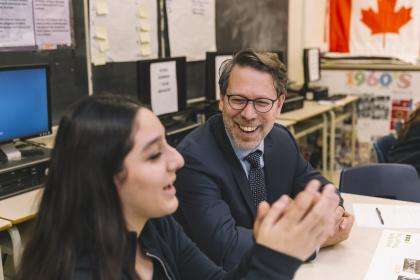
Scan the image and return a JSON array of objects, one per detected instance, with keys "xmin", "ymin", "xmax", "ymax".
[{"xmin": 145, "ymin": 252, "xmax": 172, "ymax": 280}]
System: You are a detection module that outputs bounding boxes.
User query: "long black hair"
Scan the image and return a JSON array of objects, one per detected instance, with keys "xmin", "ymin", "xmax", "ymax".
[
  {"xmin": 16, "ymin": 94, "xmax": 142, "ymax": 280},
  {"xmin": 398, "ymin": 104, "xmax": 420, "ymax": 141}
]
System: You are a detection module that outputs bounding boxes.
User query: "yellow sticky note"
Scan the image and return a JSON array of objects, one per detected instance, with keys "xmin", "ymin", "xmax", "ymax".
[
  {"xmin": 139, "ymin": 32, "xmax": 151, "ymax": 43},
  {"xmin": 96, "ymin": 1, "xmax": 109, "ymax": 15},
  {"xmin": 138, "ymin": 6, "xmax": 148, "ymax": 18},
  {"xmin": 140, "ymin": 44, "xmax": 151, "ymax": 56},
  {"xmin": 98, "ymin": 39, "xmax": 110, "ymax": 52},
  {"xmin": 94, "ymin": 26, "xmax": 108, "ymax": 40},
  {"xmin": 92, "ymin": 52, "xmax": 107, "ymax": 66},
  {"xmin": 140, "ymin": 21, "xmax": 150, "ymax": 31}
]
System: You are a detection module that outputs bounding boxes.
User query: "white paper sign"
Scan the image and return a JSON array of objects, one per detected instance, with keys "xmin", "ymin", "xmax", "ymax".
[
  {"xmin": 215, "ymin": 55, "xmax": 232, "ymax": 100},
  {"xmin": 0, "ymin": 0, "xmax": 35, "ymax": 47},
  {"xmin": 150, "ymin": 61, "xmax": 178, "ymax": 116},
  {"xmin": 33, "ymin": 0, "xmax": 71, "ymax": 48}
]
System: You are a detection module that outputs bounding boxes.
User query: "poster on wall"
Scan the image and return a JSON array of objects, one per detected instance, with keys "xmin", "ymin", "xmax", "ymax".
[
  {"xmin": 320, "ymin": 69, "xmax": 420, "ymax": 142},
  {"xmin": 0, "ymin": 0, "xmax": 72, "ymax": 50}
]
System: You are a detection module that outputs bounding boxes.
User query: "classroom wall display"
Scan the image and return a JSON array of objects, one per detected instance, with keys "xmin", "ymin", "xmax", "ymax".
[
  {"xmin": 166, "ymin": 0, "xmax": 216, "ymax": 61},
  {"xmin": 89, "ymin": 0, "xmax": 158, "ymax": 65},
  {"xmin": 320, "ymin": 69, "xmax": 420, "ymax": 142},
  {"xmin": 0, "ymin": 0, "xmax": 72, "ymax": 50},
  {"xmin": 0, "ymin": 0, "xmax": 87, "ymax": 123}
]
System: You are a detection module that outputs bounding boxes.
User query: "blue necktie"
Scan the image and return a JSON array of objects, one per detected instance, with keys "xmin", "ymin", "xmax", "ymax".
[{"xmin": 245, "ymin": 150, "xmax": 267, "ymax": 209}]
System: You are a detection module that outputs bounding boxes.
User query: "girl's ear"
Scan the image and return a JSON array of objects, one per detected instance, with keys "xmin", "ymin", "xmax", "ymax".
[{"xmin": 114, "ymin": 169, "xmax": 127, "ymax": 190}]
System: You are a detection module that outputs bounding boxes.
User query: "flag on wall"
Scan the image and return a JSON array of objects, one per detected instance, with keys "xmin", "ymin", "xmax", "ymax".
[{"xmin": 328, "ymin": 0, "xmax": 420, "ymax": 63}]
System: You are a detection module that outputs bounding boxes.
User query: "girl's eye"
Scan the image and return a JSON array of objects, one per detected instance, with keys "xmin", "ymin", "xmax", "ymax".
[{"xmin": 148, "ymin": 152, "xmax": 162, "ymax": 161}]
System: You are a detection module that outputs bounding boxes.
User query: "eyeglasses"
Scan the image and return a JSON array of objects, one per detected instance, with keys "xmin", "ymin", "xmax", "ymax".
[{"xmin": 226, "ymin": 94, "xmax": 278, "ymax": 113}]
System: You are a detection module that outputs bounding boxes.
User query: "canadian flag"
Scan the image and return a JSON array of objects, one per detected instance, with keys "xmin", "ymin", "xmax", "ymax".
[{"xmin": 328, "ymin": 0, "xmax": 420, "ymax": 63}]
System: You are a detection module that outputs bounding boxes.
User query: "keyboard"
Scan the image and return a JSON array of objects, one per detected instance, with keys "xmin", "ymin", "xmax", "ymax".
[{"xmin": 20, "ymin": 149, "xmax": 45, "ymax": 158}]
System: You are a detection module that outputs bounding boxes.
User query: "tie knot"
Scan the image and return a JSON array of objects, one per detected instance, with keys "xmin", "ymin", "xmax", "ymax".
[{"xmin": 245, "ymin": 150, "xmax": 262, "ymax": 168}]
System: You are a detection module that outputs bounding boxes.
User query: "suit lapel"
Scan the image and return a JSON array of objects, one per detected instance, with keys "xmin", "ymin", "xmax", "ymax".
[{"xmin": 210, "ymin": 115, "xmax": 256, "ymax": 216}]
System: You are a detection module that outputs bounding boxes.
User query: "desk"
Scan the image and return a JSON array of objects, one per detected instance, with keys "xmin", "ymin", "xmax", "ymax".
[
  {"xmin": 295, "ymin": 193, "xmax": 420, "ymax": 280},
  {"xmin": 327, "ymin": 95, "xmax": 359, "ymax": 172},
  {"xmin": 0, "ymin": 188, "xmax": 42, "ymax": 270},
  {"xmin": 277, "ymin": 102, "xmax": 333, "ymax": 174}
]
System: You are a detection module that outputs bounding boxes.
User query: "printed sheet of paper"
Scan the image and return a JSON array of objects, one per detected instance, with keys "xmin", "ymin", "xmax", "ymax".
[
  {"xmin": 353, "ymin": 204, "xmax": 420, "ymax": 229},
  {"xmin": 365, "ymin": 230, "xmax": 420, "ymax": 280},
  {"xmin": 166, "ymin": 0, "xmax": 216, "ymax": 61},
  {"xmin": 0, "ymin": 0, "xmax": 35, "ymax": 47},
  {"xmin": 89, "ymin": 0, "xmax": 158, "ymax": 64},
  {"xmin": 33, "ymin": 0, "xmax": 72, "ymax": 48},
  {"xmin": 150, "ymin": 61, "xmax": 178, "ymax": 116}
]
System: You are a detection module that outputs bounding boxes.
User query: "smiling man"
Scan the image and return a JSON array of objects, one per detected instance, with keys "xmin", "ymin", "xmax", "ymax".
[{"xmin": 175, "ymin": 50, "xmax": 354, "ymax": 270}]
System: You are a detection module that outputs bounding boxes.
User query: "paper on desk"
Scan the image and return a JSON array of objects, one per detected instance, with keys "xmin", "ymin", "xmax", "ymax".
[
  {"xmin": 365, "ymin": 230, "xmax": 420, "ymax": 280},
  {"xmin": 353, "ymin": 204, "xmax": 420, "ymax": 229}
]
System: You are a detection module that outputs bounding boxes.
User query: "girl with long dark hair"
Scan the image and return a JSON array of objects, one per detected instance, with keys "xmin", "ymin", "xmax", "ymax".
[{"xmin": 16, "ymin": 94, "xmax": 339, "ymax": 280}]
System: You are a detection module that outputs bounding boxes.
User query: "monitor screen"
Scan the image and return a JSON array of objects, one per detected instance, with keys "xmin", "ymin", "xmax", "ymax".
[
  {"xmin": 0, "ymin": 66, "xmax": 51, "ymax": 143},
  {"xmin": 138, "ymin": 57, "xmax": 187, "ymax": 116},
  {"xmin": 304, "ymin": 48, "xmax": 321, "ymax": 83}
]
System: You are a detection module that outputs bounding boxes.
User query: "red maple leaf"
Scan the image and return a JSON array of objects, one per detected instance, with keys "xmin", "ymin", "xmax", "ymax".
[{"xmin": 361, "ymin": 0, "xmax": 412, "ymax": 48}]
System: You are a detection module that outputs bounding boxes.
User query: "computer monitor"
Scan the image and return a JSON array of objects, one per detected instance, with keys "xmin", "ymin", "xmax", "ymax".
[
  {"xmin": 137, "ymin": 57, "xmax": 187, "ymax": 117},
  {"xmin": 0, "ymin": 65, "xmax": 51, "ymax": 158},
  {"xmin": 205, "ymin": 51, "xmax": 286, "ymax": 101},
  {"xmin": 303, "ymin": 48, "xmax": 321, "ymax": 84}
]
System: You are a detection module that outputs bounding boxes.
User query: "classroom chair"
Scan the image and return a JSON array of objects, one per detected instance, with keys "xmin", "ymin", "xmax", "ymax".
[
  {"xmin": 339, "ymin": 163, "xmax": 420, "ymax": 203},
  {"xmin": 373, "ymin": 134, "xmax": 397, "ymax": 163}
]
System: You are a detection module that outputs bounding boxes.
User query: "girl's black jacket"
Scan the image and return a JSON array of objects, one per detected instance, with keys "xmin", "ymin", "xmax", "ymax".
[{"xmin": 74, "ymin": 216, "xmax": 302, "ymax": 279}]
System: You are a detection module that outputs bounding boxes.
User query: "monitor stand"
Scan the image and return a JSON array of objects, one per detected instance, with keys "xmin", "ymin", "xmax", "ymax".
[{"xmin": 0, "ymin": 143, "xmax": 22, "ymax": 161}]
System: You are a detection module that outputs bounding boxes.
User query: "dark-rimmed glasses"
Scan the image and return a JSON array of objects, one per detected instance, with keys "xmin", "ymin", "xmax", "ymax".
[{"xmin": 226, "ymin": 94, "xmax": 278, "ymax": 113}]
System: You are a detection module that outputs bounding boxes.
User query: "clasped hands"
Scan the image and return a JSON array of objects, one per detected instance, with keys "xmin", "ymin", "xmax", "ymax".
[{"xmin": 252, "ymin": 180, "xmax": 348, "ymax": 261}]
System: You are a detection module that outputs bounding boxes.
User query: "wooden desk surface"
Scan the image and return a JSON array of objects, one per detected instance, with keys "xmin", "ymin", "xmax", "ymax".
[
  {"xmin": 0, "ymin": 219, "xmax": 12, "ymax": 231},
  {"xmin": 278, "ymin": 101, "xmax": 333, "ymax": 122},
  {"xmin": 331, "ymin": 95, "xmax": 359, "ymax": 108},
  {"xmin": 295, "ymin": 193, "xmax": 420, "ymax": 280},
  {"xmin": 0, "ymin": 189, "xmax": 43, "ymax": 224}
]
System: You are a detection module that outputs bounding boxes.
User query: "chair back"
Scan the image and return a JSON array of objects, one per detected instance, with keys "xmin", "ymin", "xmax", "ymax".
[{"xmin": 339, "ymin": 163, "xmax": 420, "ymax": 203}]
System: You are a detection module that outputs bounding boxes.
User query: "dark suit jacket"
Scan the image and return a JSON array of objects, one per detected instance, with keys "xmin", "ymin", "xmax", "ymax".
[{"xmin": 175, "ymin": 114, "xmax": 332, "ymax": 270}]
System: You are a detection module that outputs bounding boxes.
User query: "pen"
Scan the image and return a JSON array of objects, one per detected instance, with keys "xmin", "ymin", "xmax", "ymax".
[{"xmin": 375, "ymin": 207, "xmax": 384, "ymax": 225}]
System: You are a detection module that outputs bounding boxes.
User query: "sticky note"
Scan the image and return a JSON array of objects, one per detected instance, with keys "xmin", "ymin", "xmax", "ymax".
[
  {"xmin": 98, "ymin": 39, "xmax": 110, "ymax": 52},
  {"xmin": 140, "ymin": 21, "xmax": 150, "ymax": 31},
  {"xmin": 94, "ymin": 26, "xmax": 108, "ymax": 40},
  {"xmin": 139, "ymin": 32, "xmax": 151, "ymax": 43},
  {"xmin": 96, "ymin": 1, "xmax": 109, "ymax": 15},
  {"xmin": 138, "ymin": 6, "xmax": 148, "ymax": 18},
  {"xmin": 92, "ymin": 52, "xmax": 107, "ymax": 66},
  {"xmin": 140, "ymin": 44, "xmax": 151, "ymax": 56}
]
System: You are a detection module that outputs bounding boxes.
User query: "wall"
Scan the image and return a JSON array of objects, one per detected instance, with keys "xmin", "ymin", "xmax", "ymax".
[{"xmin": 288, "ymin": 0, "xmax": 326, "ymax": 84}]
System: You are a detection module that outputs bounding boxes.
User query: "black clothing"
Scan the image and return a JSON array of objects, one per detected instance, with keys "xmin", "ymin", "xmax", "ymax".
[
  {"xmin": 73, "ymin": 216, "xmax": 301, "ymax": 279},
  {"xmin": 388, "ymin": 123, "xmax": 420, "ymax": 175}
]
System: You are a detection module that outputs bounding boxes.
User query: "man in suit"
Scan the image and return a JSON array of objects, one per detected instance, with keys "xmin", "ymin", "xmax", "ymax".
[{"xmin": 175, "ymin": 50, "xmax": 354, "ymax": 270}]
